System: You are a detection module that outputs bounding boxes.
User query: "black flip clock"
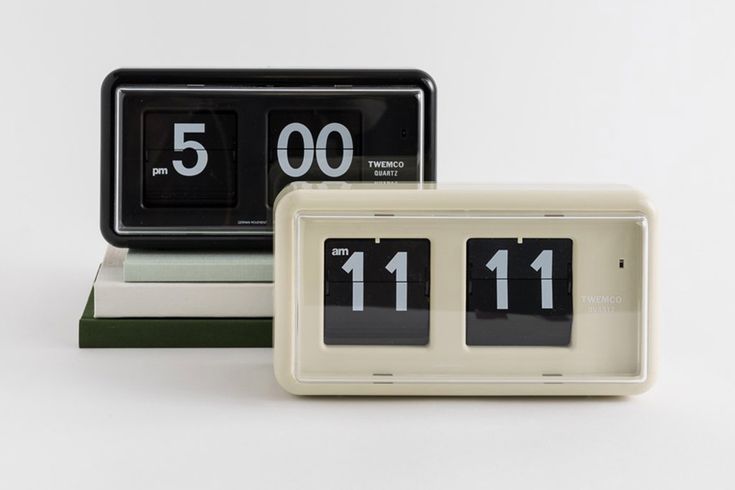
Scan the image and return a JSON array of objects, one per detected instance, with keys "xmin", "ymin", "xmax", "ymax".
[{"xmin": 100, "ymin": 69, "xmax": 436, "ymax": 249}]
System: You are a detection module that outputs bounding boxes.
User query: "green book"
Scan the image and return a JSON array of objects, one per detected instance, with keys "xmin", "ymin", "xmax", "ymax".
[{"xmin": 79, "ymin": 289, "xmax": 273, "ymax": 348}]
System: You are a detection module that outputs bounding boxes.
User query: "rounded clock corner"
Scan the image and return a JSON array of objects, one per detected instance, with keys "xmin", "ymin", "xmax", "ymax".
[
  {"xmin": 623, "ymin": 187, "xmax": 656, "ymax": 222},
  {"xmin": 273, "ymin": 365, "xmax": 304, "ymax": 396},
  {"xmin": 638, "ymin": 196, "xmax": 657, "ymax": 223},
  {"xmin": 101, "ymin": 68, "xmax": 128, "ymax": 95},
  {"xmin": 622, "ymin": 381, "xmax": 655, "ymax": 397},
  {"xmin": 99, "ymin": 221, "xmax": 126, "ymax": 249},
  {"xmin": 634, "ymin": 369, "xmax": 657, "ymax": 395},
  {"xmin": 412, "ymin": 69, "xmax": 437, "ymax": 95},
  {"xmin": 273, "ymin": 183, "xmax": 309, "ymax": 218}
]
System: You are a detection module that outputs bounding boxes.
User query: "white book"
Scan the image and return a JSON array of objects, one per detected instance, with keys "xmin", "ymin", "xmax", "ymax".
[{"xmin": 94, "ymin": 247, "xmax": 273, "ymax": 318}]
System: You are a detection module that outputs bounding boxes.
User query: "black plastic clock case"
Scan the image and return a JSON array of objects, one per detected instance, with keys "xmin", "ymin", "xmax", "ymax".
[{"xmin": 100, "ymin": 69, "xmax": 437, "ymax": 250}]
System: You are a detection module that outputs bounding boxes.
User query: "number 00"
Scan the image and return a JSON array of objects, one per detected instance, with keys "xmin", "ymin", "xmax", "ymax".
[{"xmin": 277, "ymin": 122, "xmax": 353, "ymax": 178}]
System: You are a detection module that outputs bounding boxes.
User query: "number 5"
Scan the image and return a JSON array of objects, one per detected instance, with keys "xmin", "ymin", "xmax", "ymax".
[{"xmin": 172, "ymin": 123, "xmax": 208, "ymax": 177}]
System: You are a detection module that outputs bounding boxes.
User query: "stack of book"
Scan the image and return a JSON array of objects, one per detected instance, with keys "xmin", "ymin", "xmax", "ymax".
[{"xmin": 79, "ymin": 247, "xmax": 273, "ymax": 348}]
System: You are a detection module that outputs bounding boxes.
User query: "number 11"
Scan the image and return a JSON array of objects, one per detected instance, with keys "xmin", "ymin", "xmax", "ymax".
[
  {"xmin": 485, "ymin": 249, "xmax": 554, "ymax": 310},
  {"xmin": 341, "ymin": 251, "xmax": 408, "ymax": 312}
]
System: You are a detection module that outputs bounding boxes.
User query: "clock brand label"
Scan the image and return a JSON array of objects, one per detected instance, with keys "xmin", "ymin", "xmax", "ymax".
[
  {"xmin": 581, "ymin": 295, "xmax": 624, "ymax": 313},
  {"xmin": 582, "ymin": 295, "xmax": 623, "ymax": 304},
  {"xmin": 368, "ymin": 160, "xmax": 407, "ymax": 178}
]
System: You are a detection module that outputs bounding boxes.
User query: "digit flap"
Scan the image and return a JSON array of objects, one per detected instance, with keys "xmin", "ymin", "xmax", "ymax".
[
  {"xmin": 144, "ymin": 111, "xmax": 237, "ymax": 150},
  {"xmin": 467, "ymin": 238, "xmax": 573, "ymax": 280},
  {"xmin": 323, "ymin": 238, "xmax": 431, "ymax": 346},
  {"xmin": 324, "ymin": 239, "xmax": 430, "ymax": 283}
]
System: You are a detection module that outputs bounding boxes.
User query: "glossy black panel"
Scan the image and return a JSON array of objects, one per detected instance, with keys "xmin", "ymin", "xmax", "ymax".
[{"xmin": 100, "ymin": 69, "xmax": 436, "ymax": 249}]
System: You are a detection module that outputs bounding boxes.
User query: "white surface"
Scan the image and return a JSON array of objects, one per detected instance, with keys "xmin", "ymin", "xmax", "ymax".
[
  {"xmin": 0, "ymin": 0, "xmax": 733, "ymax": 488},
  {"xmin": 94, "ymin": 247, "xmax": 273, "ymax": 317}
]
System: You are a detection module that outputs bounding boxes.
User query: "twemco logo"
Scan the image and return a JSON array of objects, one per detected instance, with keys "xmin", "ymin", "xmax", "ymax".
[
  {"xmin": 368, "ymin": 160, "xmax": 405, "ymax": 168},
  {"xmin": 368, "ymin": 160, "xmax": 404, "ymax": 178},
  {"xmin": 582, "ymin": 295, "xmax": 623, "ymax": 304},
  {"xmin": 581, "ymin": 295, "xmax": 623, "ymax": 313}
]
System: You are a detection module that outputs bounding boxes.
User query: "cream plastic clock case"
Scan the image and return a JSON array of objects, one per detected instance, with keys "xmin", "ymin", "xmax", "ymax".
[{"xmin": 273, "ymin": 183, "xmax": 655, "ymax": 396}]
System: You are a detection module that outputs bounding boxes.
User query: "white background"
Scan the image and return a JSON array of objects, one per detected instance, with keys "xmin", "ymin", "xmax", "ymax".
[{"xmin": 1, "ymin": 0, "xmax": 733, "ymax": 488}]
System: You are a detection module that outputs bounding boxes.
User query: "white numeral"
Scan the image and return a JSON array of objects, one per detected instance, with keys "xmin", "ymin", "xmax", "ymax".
[
  {"xmin": 341, "ymin": 252, "xmax": 364, "ymax": 312},
  {"xmin": 276, "ymin": 123, "xmax": 314, "ymax": 177},
  {"xmin": 278, "ymin": 122, "xmax": 353, "ymax": 178},
  {"xmin": 530, "ymin": 250, "xmax": 554, "ymax": 309},
  {"xmin": 342, "ymin": 250, "xmax": 409, "ymax": 312},
  {"xmin": 172, "ymin": 123, "xmax": 208, "ymax": 177},
  {"xmin": 385, "ymin": 252, "xmax": 408, "ymax": 312},
  {"xmin": 315, "ymin": 123, "xmax": 353, "ymax": 177},
  {"xmin": 483, "ymin": 248, "xmax": 554, "ymax": 310},
  {"xmin": 486, "ymin": 250, "xmax": 508, "ymax": 310}
]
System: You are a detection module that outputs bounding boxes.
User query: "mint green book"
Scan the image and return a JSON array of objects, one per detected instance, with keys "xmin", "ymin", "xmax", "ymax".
[
  {"xmin": 79, "ymin": 289, "xmax": 272, "ymax": 348},
  {"xmin": 123, "ymin": 249, "xmax": 273, "ymax": 283}
]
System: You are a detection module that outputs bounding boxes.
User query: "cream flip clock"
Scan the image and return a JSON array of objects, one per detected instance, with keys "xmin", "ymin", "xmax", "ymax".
[{"xmin": 273, "ymin": 183, "xmax": 656, "ymax": 396}]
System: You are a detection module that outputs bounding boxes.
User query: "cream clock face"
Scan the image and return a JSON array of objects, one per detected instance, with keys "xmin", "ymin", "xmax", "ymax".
[{"xmin": 273, "ymin": 184, "xmax": 654, "ymax": 396}]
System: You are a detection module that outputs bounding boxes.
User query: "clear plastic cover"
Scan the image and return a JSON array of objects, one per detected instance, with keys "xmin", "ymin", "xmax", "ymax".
[{"xmin": 289, "ymin": 211, "xmax": 648, "ymax": 387}]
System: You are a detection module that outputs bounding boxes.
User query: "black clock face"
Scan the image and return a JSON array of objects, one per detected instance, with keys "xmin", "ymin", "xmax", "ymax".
[
  {"xmin": 115, "ymin": 88, "xmax": 423, "ymax": 231},
  {"xmin": 143, "ymin": 111, "xmax": 238, "ymax": 207},
  {"xmin": 466, "ymin": 238, "xmax": 573, "ymax": 346},
  {"xmin": 323, "ymin": 239, "xmax": 430, "ymax": 345},
  {"xmin": 267, "ymin": 110, "xmax": 363, "ymax": 206}
]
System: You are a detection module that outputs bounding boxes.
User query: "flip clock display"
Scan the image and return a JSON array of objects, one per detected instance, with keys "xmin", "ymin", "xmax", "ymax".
[
  {"xmin": 323, "ymin": 238, "xmax": 430, "ymax": 346},
  {"xmin": 100, "ymin": 69, "xmax": 436, "ymax": 249},
  {"xmin": 273, "ymin": 183, "xmax": 656, "ymax": 396},
  {"xmin": 465, "ymin": 238, "xmax": 573, "ymax": 346}
]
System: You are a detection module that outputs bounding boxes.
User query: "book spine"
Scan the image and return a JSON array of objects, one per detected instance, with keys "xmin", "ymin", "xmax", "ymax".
[
  {"xmin": 93, "ymin": 283, "xmax": 273, "ymax": 318},
  {"xmin": 79, "ymin": 317, "xmax": 273, "ymax": 348}
]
